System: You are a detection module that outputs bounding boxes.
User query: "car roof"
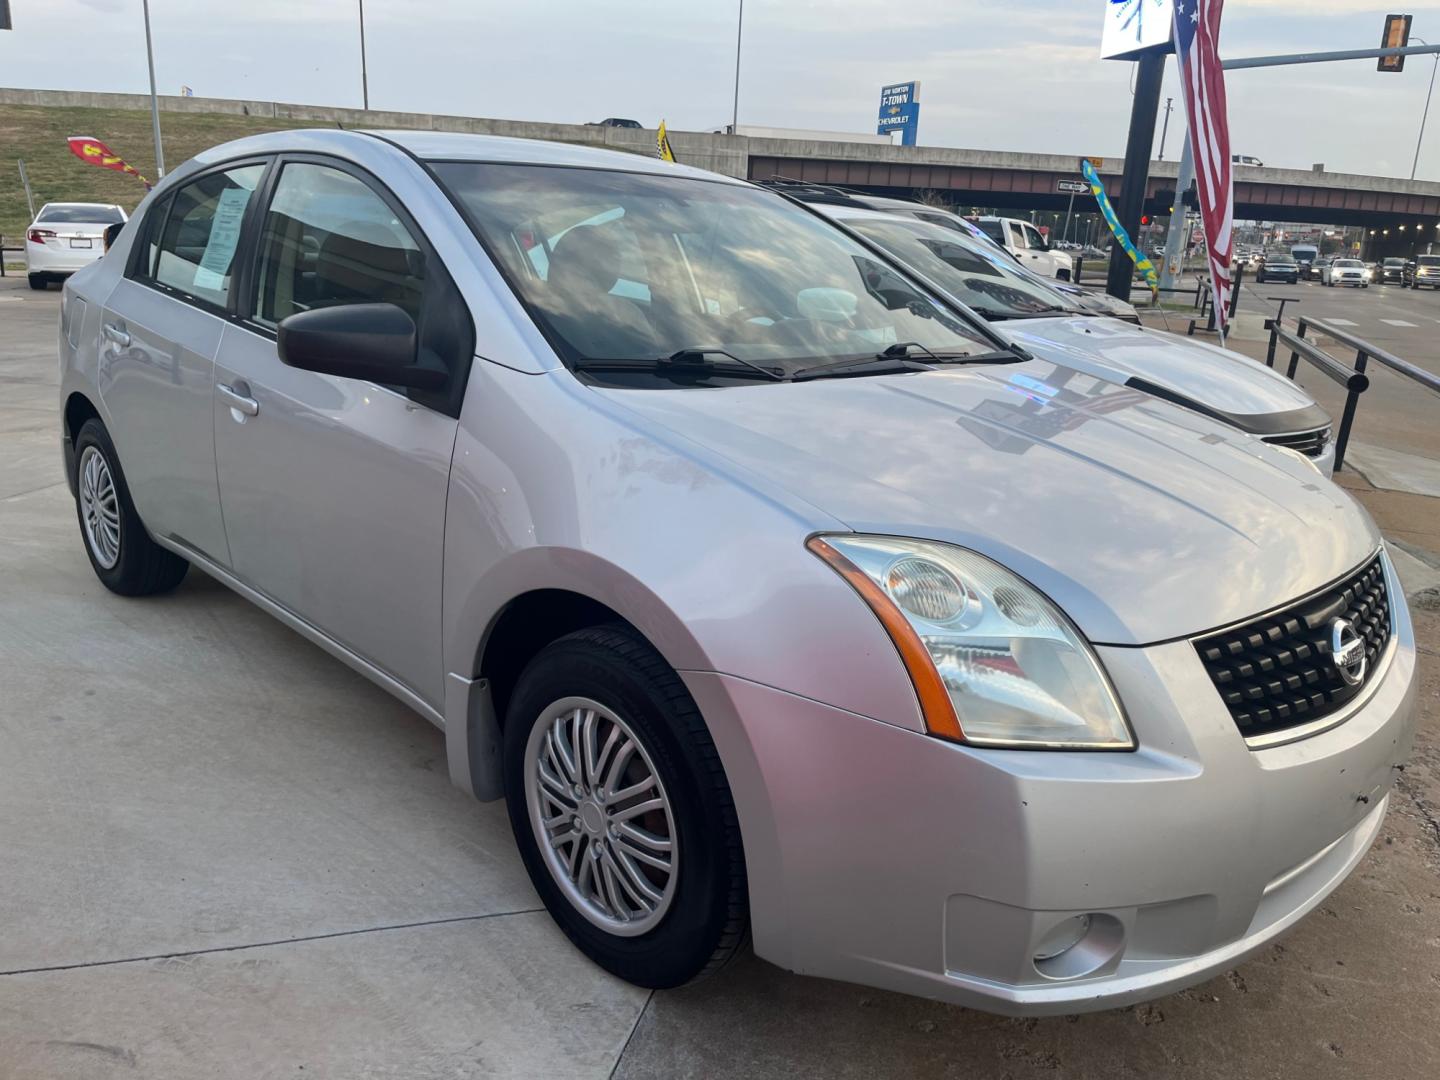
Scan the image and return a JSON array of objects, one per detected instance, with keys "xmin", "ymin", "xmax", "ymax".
[
  {"xmin": 190, "ymin": 128, "xmax": 747, "ymax": 186},
  {"xmin": 38, "ymin": 201, "xmax": 122, "ymax": 210}
]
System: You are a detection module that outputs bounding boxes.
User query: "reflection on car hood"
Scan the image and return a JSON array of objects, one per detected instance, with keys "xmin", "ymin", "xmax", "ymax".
[
  {"xmin": 1007, "ymin": 317, "xmax": 1327, "ymax": 434},
  {"xmin": 598, "ymin": 360, "xmax": 1376, "ymax": 645}
]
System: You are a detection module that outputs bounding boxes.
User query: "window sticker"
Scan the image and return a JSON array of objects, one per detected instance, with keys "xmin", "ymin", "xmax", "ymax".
[{"xmin": 193, "ymin": 186, "xmax": 252, "ymax": 292}]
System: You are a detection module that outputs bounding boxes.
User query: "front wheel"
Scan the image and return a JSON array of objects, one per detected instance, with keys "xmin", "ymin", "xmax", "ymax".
[
  {"xmin": 72, "ymin": 419, "xmax": 189, "ymax": 596},
  {"xmin": 503, "ymin": 625, "xmax": 747, "ymax": 988}
]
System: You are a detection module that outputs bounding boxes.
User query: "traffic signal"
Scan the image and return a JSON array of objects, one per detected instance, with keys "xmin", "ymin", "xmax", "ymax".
[
  {"xmin": 1140, "ymin": 215, "xmax": 1151, "ymax": 226},
  {"xmin": 1379, "ymin": 13, "xmax": 1412, "ymax": 73}
]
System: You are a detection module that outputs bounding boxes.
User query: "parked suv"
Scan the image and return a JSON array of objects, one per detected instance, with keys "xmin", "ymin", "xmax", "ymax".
[{"xmin": 59, "ymin": 131, "xmax": 1415, "ymax": 1016}]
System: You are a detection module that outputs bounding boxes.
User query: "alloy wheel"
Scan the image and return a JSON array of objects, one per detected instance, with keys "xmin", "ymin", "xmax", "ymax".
[
  {"xmin": 524, "ymin": 696, "xmax": 679, "ymax": 936},
  {"xmin": 79, "ymin": 445, "xmax": 121, "ymax": 569}
]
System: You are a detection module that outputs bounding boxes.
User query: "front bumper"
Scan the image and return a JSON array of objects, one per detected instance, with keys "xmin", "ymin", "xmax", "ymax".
[{"xmin": 686, "ymin": 559, "xmax": 1417, "ymax": 1015}]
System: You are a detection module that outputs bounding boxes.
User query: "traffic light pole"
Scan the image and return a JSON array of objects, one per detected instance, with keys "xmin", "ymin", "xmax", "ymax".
[
  {"xmin": 1159, "ymin": 137, "xmax": 1194, "ymax": 292},
  {"xmin": 1107, "ymin": 49, "xmax": 1166, "ymax": 302}
]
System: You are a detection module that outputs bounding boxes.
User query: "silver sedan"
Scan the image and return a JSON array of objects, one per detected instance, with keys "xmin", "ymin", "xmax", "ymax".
[{"xmin": 58, "ymin": 129, "xmax": 1416, "ymax": 1015}]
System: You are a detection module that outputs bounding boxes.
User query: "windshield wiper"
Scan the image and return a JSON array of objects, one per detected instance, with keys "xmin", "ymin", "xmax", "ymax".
[
  {"xmin": 572, "ymin": 348, "xmax": 787, "ymax": 382},
  {"xmin": 966, "ymin": 306, "xmax": 1072, "ymax": 322},
  {"xmin": 792, "ymin": 346, "xmax": 1020, "ymax": 381}
]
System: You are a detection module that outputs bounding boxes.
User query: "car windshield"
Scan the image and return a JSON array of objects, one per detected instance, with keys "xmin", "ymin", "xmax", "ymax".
[
  {"xmin": 1418, "ymin": 256, "xmax": 1440, "ymax": 266},
  {"xmin": 1334, "ymin": 259, "xmax": 1363, "ymax": 267},
  {"xmin": 37, "ymin": 204, "xmax": 123, "ymax": 224},
  {"xmin": 432, "ymin": 163, "xmax": 993, "ymax": 380},
  {"xmin": 1384, "ymin": 258, "xmax": 1406, "ymax": 266},
  {"xmin": 845, "ymin": 217, "xmax": 1082, "ymax": 319}
]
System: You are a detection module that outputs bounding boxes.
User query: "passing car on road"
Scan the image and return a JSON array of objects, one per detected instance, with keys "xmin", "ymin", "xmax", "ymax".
[
  {"xmin": 1405, "ymin": 254, "xmax": 1440, "ymax": 289},
  {"xmin": 1309, "ymin": 256, "xmax": 1331, "ymax": 280},
  {"xmin": 1292, "ymin": 244, "xmax": 1319, "ymax": 279},
  {"xmin": 806, "ymin": 204, "xmax": 1336, "ymax": 473},
  {"xmin": 1322, "ymin": 258, "xmax": 1370, "ymax": 288},
  {"xmin": 1232, "ymin": 154, "xmax": 1264, "ymax": 167},
  {"xmin": 24, "ymin": 202, "xmax": 126, "ymax": 290},
  {"xmin": 1378, "ymin": 258, "xmax": 1409, "ymax": 285},
  {"xmin": 58, "ymin": 130, "xmax": 1416, "ymax": 1016},
  {"xmin": 1256, "ymin": 255, "xmax": 1300, "ymax": 284}
]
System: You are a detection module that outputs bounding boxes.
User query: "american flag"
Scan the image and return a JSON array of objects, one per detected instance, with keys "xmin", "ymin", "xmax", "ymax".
[{"xmin": 1174, "ymin": 0, "xmax": 1233, "ymax": 336}]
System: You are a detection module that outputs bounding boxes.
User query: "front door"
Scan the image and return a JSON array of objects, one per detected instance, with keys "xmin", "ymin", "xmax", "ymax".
[
  {"xmin": 213, "ymin": 159, "xmax": 469, "ymax": 708},
  {"xmin": 99, "ymin": 162, "xmax": 268, "ymax": 565}
]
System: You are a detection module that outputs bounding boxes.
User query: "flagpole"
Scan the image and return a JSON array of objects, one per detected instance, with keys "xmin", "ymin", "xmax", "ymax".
[{"xmin": 142, "ymin": 0, "xmax": 164, "ymax": 177}]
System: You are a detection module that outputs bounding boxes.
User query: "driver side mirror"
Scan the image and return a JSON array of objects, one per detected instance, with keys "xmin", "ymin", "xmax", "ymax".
[{"xmin": 277, "ymin": 303, "xmax": 446, "ymax": 391}]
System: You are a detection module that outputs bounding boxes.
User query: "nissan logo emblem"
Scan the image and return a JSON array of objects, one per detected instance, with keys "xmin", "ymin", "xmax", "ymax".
[{"xmin": 1330, "ymin": 618, "xmax": 1367, "ymax": 687}]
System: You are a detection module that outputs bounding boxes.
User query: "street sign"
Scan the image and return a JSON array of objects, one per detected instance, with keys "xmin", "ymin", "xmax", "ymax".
[
  {"xmin": 1057, "ymin": 179, "xmax": 1089, "ymax": 194},
  {"xmin": 1080, "ymin": 157, "xmax": 1105, "ymax": 170},
  {"xmin": 877, "ymin": 82, "xmax": 920, "ymax": 147},
  {"xmin": 1379, "ymin": 13, "xmax": 1412, "ymax": 72},
  {"xmin": 1101, "ymin": 0, "xmax": 1174, "ymax": 60}
]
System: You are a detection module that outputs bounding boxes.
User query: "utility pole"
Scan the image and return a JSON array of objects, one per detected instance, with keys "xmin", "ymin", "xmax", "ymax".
[
  {"xmin": 1159, "ymin": 137, "xmax": 1194, "ymax": 291},
  {"xmin": 731, "ymin": 0, "xmax": 744, "ymax": 134},
  {"xmin": 1158, "ymin": 97, "xmax": 1173, "ymax": 160},
  {"xmin": 1412, "ymin": 37, "xmax": 1438, "ymax": 179},
  {"xmin": 358, "ymin": 0, "xmax": 370, "ymax": 110},
  {"xmin": 142, "ymin": 0, "xmax": 165, "ymax": 177}
]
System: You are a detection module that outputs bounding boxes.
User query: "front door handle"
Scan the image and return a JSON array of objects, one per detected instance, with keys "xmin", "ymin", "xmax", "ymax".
[
  {"xmin": 102, "ymin": 323, "xmax": 130, "ymax": 348},
  {"xmin": 217, "ymin": 382, "xmax": 260, "ymax": 417}
]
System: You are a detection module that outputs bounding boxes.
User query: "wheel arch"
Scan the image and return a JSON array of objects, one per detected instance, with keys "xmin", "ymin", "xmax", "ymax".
[{"xmin": 61, "ymin": 391, "xmax": 104, "ymax": 496}]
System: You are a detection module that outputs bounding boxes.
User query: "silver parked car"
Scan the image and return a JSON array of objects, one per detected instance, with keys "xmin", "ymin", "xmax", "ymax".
[
  {"xmin": 59, "ymin": 130, "xmax": 1417, "ymax": 1015},
  {"xmin": 807, "ymin": 204, "xmax": 1337, "ymax": 472}
]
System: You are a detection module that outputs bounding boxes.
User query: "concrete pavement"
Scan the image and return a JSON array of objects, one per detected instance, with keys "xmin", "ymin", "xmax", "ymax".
[{"xmin": 3, "ymin": 277, "xmax": 1438, "ymax": 1078}]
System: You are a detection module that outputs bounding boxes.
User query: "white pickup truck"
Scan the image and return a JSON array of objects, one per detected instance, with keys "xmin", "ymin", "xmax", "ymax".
[{"xmin": 977, "ymin": 215, "xmax": 1076, "ymax": 281}]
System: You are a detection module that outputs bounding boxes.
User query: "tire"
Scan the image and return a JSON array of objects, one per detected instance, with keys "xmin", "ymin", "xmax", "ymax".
[
  {"xmin": 28, "ymin": 273, "xmax": 47, "ymax": 290},
  {"xmin": 503, "ymin": 624, "xmax": 747, "ymax": 989},
  {"xmin": 72, "ymin": 419, "xmax": 189, "ymax": 596}
]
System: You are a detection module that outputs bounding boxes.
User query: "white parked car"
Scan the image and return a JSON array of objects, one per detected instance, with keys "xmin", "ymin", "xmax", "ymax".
[
  {"xmin": 25, "ymin": 202, "xmax": 127, "ymax": 290},
  {"xmin": 1322, "ymin": 258, "xmax": 1370, "ymax": 288},
  {"xmin": 976, "ymin": 215, "xmax": 1076, "ymax": 281}
]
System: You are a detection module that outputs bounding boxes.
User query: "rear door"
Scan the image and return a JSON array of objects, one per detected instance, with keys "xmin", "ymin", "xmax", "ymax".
[
  {"xmin": 212, "ymin": 157, "xmax": 473, "ymax": 708},
  {"xmin": 98, "ymin": 162, "xmax": 269, "ymax": 565}
]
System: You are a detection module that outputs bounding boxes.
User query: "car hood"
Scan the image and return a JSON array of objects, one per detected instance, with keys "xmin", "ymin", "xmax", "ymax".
[
  {"xmin": 596, "ymin": 359, "xmax": 1377, "ymax": 646},
  {"xmin": 1006, "ymin": 317, "xmax": 1328, "ymax": 435}
]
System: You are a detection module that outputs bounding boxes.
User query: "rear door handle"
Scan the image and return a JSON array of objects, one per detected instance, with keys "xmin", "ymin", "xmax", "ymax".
[
  {"xmin": 217, "ymin": 382, "xmax": 260, "ymax": 417},
  {"xmin": 102, "ymin": 323, "xmax": 130, "ymax": 348}
]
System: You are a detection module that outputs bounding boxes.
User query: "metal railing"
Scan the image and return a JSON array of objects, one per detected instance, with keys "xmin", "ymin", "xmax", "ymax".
[
  {"xmin": 1263, "ymin": 312, "xmax": 1440, "ymax": 471},
  {"xmin": 0, "ymin": 236, "xmax": 23, "ymax": 277}
]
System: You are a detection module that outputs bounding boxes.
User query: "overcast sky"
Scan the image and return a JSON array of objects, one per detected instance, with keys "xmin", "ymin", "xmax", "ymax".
[{"xmin": 5, "ymin": 1, "xmax": 1440, "ymax": 178}]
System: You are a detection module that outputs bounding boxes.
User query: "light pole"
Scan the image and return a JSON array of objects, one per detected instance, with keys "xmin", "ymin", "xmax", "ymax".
[
  {"xmin": 1158, "ymin": 97, "xmax": 1173, "ymax": 161},
  {"xmin": 730, "ymin": 0, "xmax": 744, "ymax": 134},
  {"xmin": 358, "ymin": 0, "xmax": 370, "ymax": 110},
  {"xmin": 1412, "ymin": 36, "xmax": 1438, "ymax": 180},
  {"xmin": 142, "ymin": 0, "xmax": 164, "ymax": 177}
]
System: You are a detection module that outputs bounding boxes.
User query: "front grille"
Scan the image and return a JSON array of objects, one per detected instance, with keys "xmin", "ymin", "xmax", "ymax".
[
  {"xmin": 1194, "ymin": 556, "xmax": 1391, "ymax": 741},
  {"xmin": 1263, "ymin": 426, "xmax": 1331, "ymax": 459}
]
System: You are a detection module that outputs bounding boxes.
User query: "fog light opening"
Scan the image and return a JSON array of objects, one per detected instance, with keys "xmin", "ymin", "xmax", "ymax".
[{"xmin": 1032, "ymin": 913, "xmax": 1125, "ymax": 981}]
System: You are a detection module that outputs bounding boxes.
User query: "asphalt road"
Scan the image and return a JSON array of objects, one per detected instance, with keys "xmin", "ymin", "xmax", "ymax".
[{"xmin": 2, "ymin": 277, "xmax": 1438, "ymax": 1079}]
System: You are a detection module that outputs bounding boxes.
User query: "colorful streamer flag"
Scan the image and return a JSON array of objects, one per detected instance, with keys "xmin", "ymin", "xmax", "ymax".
[
  {"xmin": 1173, "ymin": 0, "xmax": 1234, "ymax": 339},
  {"xmin": 656, "ymin": 120, "xmax": 676, "ymax": 163},
  {"xmin": 1081, "ymin": 158, "xmax": 1157, "ymax": 295},
  {"xmin": 67, "ymin": 136, "xmax": 152, "ymax": 189}
]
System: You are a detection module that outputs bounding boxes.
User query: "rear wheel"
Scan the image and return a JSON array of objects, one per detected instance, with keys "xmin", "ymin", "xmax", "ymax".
[
  {"xmin": 503, "ymin": 624, "xmax": 747, "ymax": 988},
  {"xmin": 72, "ymin": 419, "xmax": 189, "ymax": 596},
  {"xmin": 28, "ymin": 273, "xmax": 47, "ymax": 291}
]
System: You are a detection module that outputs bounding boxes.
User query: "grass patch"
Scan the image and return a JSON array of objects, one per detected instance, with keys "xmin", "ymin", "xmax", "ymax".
[{"xmin": 0, "ymin": 104, "xmax": 320, "ymax": 240}]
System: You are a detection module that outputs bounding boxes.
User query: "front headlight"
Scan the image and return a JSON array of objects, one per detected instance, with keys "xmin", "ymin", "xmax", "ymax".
[{"xmin": 809, "ymin": 535, "xmax": 1133, "ymax": 750}]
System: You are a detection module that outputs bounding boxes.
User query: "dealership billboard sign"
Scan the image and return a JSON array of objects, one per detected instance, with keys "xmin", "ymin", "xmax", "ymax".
[
  {"xmin": 1101, "ymin": 0, "xmax": 1174, "ymax": 60},
  {"xmin": 877, "ymin": 82, "xmax": 920, "ymax": 146}
]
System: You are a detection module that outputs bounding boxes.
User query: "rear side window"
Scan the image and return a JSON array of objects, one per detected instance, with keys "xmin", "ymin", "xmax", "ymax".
[
  {"xmin": 251, "ymin": 162, "xmax": 425, "ymax": 326},
  {"xmin": 976, "ymin": 220, "xmax": 1005, "ymax": 244},
  {"xmin": 149, "ymin": 164, "xmax": 266, "ymax": 308}
]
